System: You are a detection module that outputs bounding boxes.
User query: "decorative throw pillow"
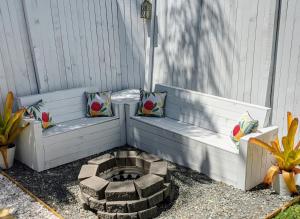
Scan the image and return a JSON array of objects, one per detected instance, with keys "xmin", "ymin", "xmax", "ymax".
[
  {"xmin": 231, "ymin": 112, "xmax": 259, "ymax": 146},
  {"xmin": 25, "ymin": 100, "xmax": 55, "ymax": 130},
  {"xmin": 86, "ymin": 91, "xmax": 113, "ymax": 117},
  {"xmin": 137, "ymin": 89, "xmax": 167, "ymax": 117}
]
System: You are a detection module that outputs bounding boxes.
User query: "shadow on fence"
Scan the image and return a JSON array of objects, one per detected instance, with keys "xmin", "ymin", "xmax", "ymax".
[
  {"xmin": 152, "ymin": 0, "xmax": 239, "ymax": 181},
  {"xmin": 155, "ymin": 0, "xmax": 236, "ymax": 95}
]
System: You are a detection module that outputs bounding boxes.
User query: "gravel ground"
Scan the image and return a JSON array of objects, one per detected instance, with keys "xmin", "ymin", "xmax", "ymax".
[
  {"xmin": 4, "ymin": 146, "xmax": 293, "ymax": 219},
  {"xmin": 0, "ymin": 173, "xmax": 58, "ymax": 219}
]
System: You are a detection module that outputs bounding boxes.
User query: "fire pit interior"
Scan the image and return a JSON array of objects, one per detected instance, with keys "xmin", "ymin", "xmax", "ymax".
[{"xmin": 78, "ymin": 150, "xmax": 171, "ymax": 219}]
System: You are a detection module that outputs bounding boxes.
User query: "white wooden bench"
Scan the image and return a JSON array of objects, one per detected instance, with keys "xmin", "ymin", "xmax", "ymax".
[
  {"xmin": 16, "ymin": 84, "xmax": 277, "ymax": 190},
  {"xmin": 126, "ymin": 84, "xmax": 278, "ymax": 190},
  {"xmin": 16, "ymin": 87, "xmax": 130, "ymax": 172}
]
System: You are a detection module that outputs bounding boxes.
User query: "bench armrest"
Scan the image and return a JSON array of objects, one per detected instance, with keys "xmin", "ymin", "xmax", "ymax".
[
  {"xmin": 240, "ymin": 126, "xmax": 278, "ymax": 142},
  {"xmin": 239, "ymin": 126, "xmax": 278, "ymax": 190},
  {"xmin": 16, "ymin": 117, "xmax": 44, "ymax": 171}
]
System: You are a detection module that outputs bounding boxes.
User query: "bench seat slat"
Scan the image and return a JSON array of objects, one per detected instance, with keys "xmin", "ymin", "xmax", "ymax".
[
  {"xmin": 131, "ymin": 116, "xmax": 239, "ymax": 154},
  {"xmin": 43, "ymin": 116, "xmax": 119, "ymax": 137}
]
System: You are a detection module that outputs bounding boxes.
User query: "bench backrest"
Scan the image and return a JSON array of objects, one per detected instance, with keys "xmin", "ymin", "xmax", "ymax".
[
  {"xmin": 155, "ymin": 84, "xmax": 271, "ymax": 135},
  {"xmin": 18, "ymin": 87, "xmax": 97, "ymax": 123}
]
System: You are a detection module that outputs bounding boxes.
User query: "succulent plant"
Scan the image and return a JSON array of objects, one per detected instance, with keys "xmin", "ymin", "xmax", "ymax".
[
  {"xmin": 0, "ymin": 91, "xmax": 29, "ymax": 168},
  {"xmin": 249, "ymin": 112, "xmax": 300, "ymax": 193}
]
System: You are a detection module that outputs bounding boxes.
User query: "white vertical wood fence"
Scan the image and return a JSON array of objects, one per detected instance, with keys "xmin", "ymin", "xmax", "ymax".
[
  {"xmin": 23, "ymin": 0, "xmax": 146, "ymax": 93},
  {"xmin": 0, "ymin": 0, "xmax": 37, "ymax": 111},
  {"xmin": 271, "ymin": 0, "xmax": 300, "ymax": 139},
  {"xmin": 0, "ymin": 0, "xmax": 300, "ymax": 143},
  {"xmin": 151, "ymin": 0, "xmax": 278, "ymax": 107}
]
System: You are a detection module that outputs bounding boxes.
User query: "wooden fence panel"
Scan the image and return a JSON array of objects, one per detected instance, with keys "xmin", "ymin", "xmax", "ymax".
[
  {"xmin": 271, "ymin": 0, "xmax": 300, "ymax": 139},
  {"xmin": 23, "ymin": 0, "xmax": 146, "ymax": 93},
  {"xmin": 0, "ymin": 0, "xmax": 37, "ymax": 111},
  {"xmin": 151, "ymin": 0, "xmax": 278, "ymax": 107}
]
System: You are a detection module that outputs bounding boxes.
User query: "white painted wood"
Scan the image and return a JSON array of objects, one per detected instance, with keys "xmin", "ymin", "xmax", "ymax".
[
  {"xmin": 69, "ymin": 0, "xmax": 85, "ymax": 88},
  {"xmin": 58, "ymin": 0, "xmax": 74, "ymax": 88},
  {"xmin": 240, "ymin": 126, "xmax": 278, "ymax": 190},
  {"xmin": 16, "ymin": 118, "xmax": 44, "ymax": 171},
  {"xmin": 155, "ymin": 84, "xmax": 271, "ymax": 135},
  {"xmin": 50, "ymin": 0, "xmax": 67, "ymax": 89},
  {"xmin": 41, "ymin": 0, "xmax": 62, "ymax": 91},
  {"xmin": 18, "ymin": 87, "xmax": 86, "ymax": 123},
  {"xmin": 24, "ymin": 0, "xmax": 49, "ymax": 92},
  {"xmin": 15, "ymin": 88, "xmax": 131, "ymax": 171},
  {"xmin": 112, "ymin": 89, "xmax": 140, "ymax": 145},
  {"xmin": 271, "ymin": 0, "xmax": 300, "ymax": 141},
  {"xmin": 111, "ymin": 89, "xmax": 140, "ymax": 103},
  {"xmin": 0, "ymin": 0, "xmax": 295, "ymax": 189},
  {"xmin": 127, "ymin": 85, "xmax": 277, "ymax": 190},
  {"xmin": 131, "ymin": 115, "xmax": 277, "ymax": 190},
  {"xmin": 117, "ymin": 0, "xmax": 129, "ymax": 89},
  {"xmin": 43, "ymin": 127, "xmax": 121, "ymax": 161},
  {"xmin": 16, "ymin": 85, "xmax": 277, "ymax": 189},
  {"xmin": 44, "ymin": 139, "xmax": 121, "ymax": 170},
  {"xmin": 136, "ymin": 0, "xmax": 146, "ymax": 90},
  {"xmin": 133, "ymin": 127, "xmax": 240, "ymax": 185},
  {"xmin": 131, "ymin": 116, "xmax": 239, "ymax": 154},
  {"xmin": 130, "ymin": 0, "xmax": 142, "ymax": 90},
  {"xmin": 144, "ymin": 0, "xmax": 156, "ymax": 91},
  {"xmin": 105, "ymin": 0, "xmax": 117, "ymax": 91},
  {"xmin": 122, "ymin": 0, "xmax": 134, "ymax": 89},
  {"xmin": 94, "ymin": 0, "xmax": 107, "ymax": 90},
  {"xmin": 111, "ymin": 89, "xmax": 141, "ymax": 146},
  {"xmin": 150, "ymin": 0, "xmax": 278, "ymax": 106},
  {"xmin": 42, "ymin": 117, "xmax": 119, "ymax": 137},
  {"xmin": 22, "ymin": 0, "xmax": 146, "ymax": 93},
  {"xmin": 113, "ymin": 101, "xmax": 126, "ymax": 145},
  {"xmin": 76, "ymin": 0, "xmax": 89, "ymax": 87},
  {"xmin": 0, "ymin": 0, "xmax": 37, "ymax": 111}
]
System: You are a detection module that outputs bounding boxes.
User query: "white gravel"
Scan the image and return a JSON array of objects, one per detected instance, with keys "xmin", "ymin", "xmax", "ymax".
[
  {"xmin": 156, "ymin": 163, "xmax": 292, "ymax": 219},
  {"xmin": 0, "ymin": 173, "xmax": 59, "ymax": 219},
  {"xmin": 4, "ymin": 147, "xmax": 294, "ymax": 219}
]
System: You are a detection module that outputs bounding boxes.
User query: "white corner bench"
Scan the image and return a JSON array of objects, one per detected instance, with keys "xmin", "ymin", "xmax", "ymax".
[
  {"xmin": 16, "ymin": 87, "xmax": 139, "ymax": 172},
  {"xmin": 16, "ymin": 84, "xmax": 277, "ymax": 191},
  {"xmin": 126, "ymin": 84, "xmax": 277, "ymax": 190}
]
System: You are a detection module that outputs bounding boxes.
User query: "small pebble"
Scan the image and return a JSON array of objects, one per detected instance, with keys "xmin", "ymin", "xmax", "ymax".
[{"xmin": 4, "ymin": 146, "xmax": 292, "ymax": 219}]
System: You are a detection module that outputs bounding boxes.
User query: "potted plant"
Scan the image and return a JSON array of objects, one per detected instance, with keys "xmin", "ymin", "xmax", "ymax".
[
  {"xmin": 249, "ymin": 112, "xmax": 300, "ymax": 196},
  {"xmin": 0, "ymin": 91, "xmax": 29, "ymax": 169}
]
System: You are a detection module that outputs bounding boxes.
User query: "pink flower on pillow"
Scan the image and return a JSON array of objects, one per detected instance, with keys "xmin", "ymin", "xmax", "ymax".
[
  {"xmin": 144, "ymin": 100, "xmax": 154, "ymax": 110},
  {"xmin": 233, "ymin": 124, "xmax": 240, "ymax": 136},
  {"xmin": 42, "ymin": 112, "xmax": 49, "ymax": 122},
  {"xmin": 91, "ymin": 102, "xmax": 103, "ymax": 111}
]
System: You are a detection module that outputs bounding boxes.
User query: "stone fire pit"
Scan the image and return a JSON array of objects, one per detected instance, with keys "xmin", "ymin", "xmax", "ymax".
[{"xmin": 78, "ymin": 150, "xmax": 171, "ymax": 219}]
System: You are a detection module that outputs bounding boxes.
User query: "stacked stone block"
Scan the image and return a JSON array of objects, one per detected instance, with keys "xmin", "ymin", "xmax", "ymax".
[{"xmin": 78, "ymin": 151, "xmax": 171, "ymax": 219}]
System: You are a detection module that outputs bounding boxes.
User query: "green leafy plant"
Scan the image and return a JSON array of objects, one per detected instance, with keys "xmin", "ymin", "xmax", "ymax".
[
  {"xmin": 0, "ymin": 91, "xmax": 29, "ymax": 168},
  {"xmin": 249, "ymin": 112, "xmax": 300, "ymax": 193},
  {"xmin": 275, "ymin": 203, "xmax": 300, "ymax": 219}
]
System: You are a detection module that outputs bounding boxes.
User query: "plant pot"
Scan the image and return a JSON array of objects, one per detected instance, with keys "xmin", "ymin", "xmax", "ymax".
[
  {"xmin": 273, "ymin": 173, "xmax": 292, "ymax": 196},
  {"xmin": 0, "ymin": 144, "xmax": 15, "ymax": 170}
]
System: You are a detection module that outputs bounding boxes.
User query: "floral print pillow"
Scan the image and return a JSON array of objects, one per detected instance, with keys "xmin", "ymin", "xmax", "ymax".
[
  {"xmin": 25, "ymin": 100, "xmax": 55, "ymax": 130},
  {"xmin": 86, "ymin": 91, "xmax": 113, "ymax": 117},
  {"xmin": 137, "ymin": 90, "xmax": 167, "ymax": 117},
  {"xmin": 231, "ymin": 112, "xmax": 259, "ymax": 147}
]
